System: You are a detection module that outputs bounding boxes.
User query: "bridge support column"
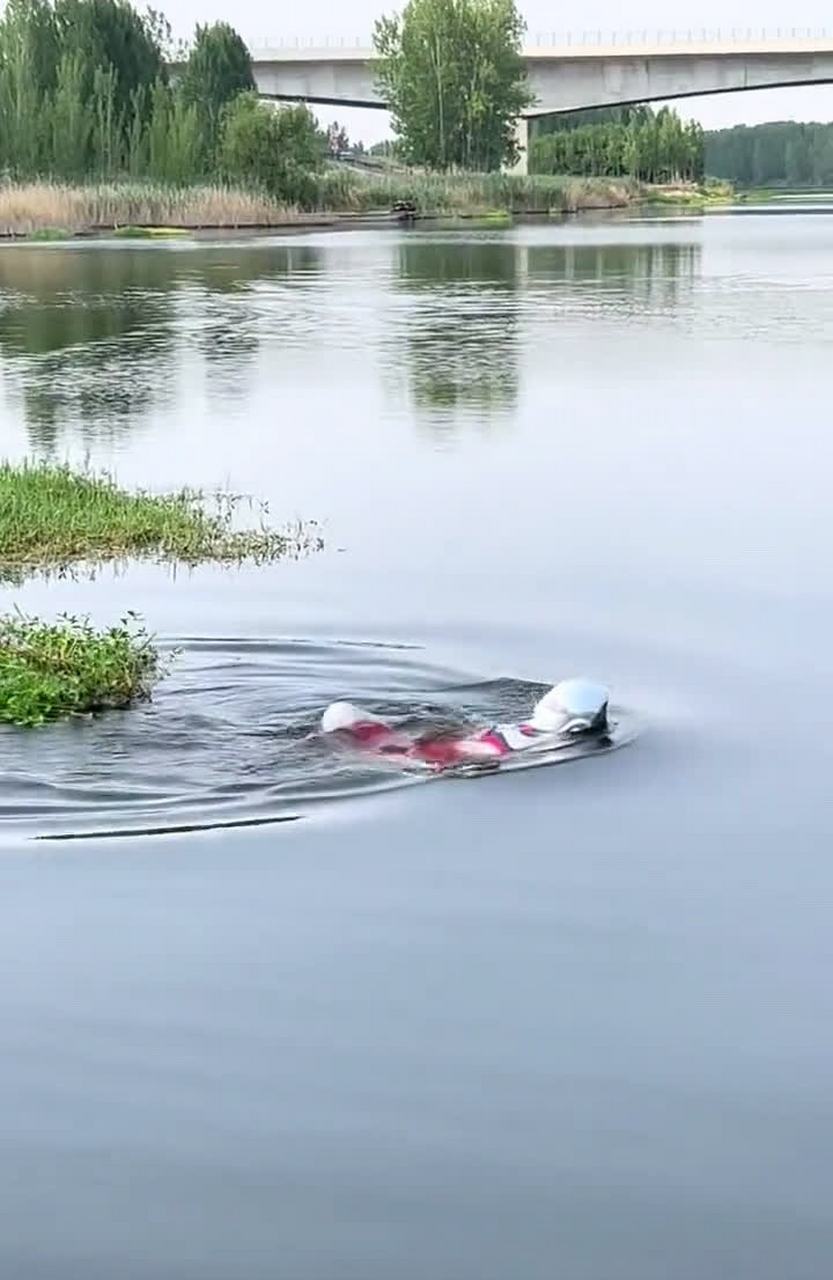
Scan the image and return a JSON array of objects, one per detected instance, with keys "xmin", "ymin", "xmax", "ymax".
[{"xmin": 508, "ymin": 116, "xmax": 529, "ymax": 175}]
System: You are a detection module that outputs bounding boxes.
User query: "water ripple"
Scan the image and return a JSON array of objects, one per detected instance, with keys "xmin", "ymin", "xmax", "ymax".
[{"xmin": 0, "ymin": 638, "xmax": 632, "ymax": 842}]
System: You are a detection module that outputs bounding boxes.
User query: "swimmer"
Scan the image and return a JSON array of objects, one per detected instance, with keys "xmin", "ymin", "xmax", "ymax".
[{"xmin": 321, "ymin": 677, "xmax": 610, "ymax": 771}]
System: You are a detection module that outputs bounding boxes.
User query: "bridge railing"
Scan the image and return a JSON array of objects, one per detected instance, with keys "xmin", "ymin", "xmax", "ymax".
[{"xmin": 246, "ymin": 27, "xmax": 833, "ymax": 52}]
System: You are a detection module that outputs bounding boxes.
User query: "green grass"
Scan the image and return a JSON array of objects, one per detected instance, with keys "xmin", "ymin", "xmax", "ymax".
[
  {"xmin": 112, "ymin": 225, "xmax": 190, "ymax": 238},
  {"xmin": 26, "ymin": 226, "xmax": 72, "ymax": 241},
  {"xmin": 0, "ymin": 460, "xmax": 321, "ymax": 580},
  {"xmin": 0, "ymin": 611, "xmax": 163, "ymax": 726},
  {"xmin": 111, "ymin": 225, "xmax": 155, "ymax": 238},
  {"xmin": 644, "ymin": 180, "xmax": 735, "ymax": 208}
]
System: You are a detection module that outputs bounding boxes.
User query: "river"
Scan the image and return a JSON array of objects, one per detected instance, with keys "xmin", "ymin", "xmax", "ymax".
[{"xmin": 1, "ymin": 209, "xmax": 832, "ymax": 1279}]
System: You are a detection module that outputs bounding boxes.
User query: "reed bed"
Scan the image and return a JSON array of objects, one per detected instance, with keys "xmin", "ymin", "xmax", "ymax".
[{"xmin": 0, "ymin": 181, "xmax": 303, "ymax": 235}]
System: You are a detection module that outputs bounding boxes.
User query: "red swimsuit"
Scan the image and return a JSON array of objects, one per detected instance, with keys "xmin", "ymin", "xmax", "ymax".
[{"xmin": 332, "ymin": 718, "xmax": 543, "ymax": 770}]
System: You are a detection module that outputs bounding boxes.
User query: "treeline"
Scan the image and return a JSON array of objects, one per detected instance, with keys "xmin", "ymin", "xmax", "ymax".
[
  {"xmin": 530, "ymin": 106, "xmax": 704, "ymax": 183},
  {"xmin": 0, "ymin": 0, "xmax": 325, "ymax": 201},
  {"xmin": 705, "ymin": 122, "xmax": 833, "ymax": 187}
]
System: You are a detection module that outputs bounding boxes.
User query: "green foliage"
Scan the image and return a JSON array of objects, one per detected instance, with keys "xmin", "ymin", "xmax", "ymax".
[
  {"xmin": 180, "ymin": 21, "xmax": 254, "ymax": 130},
  {"xmin": 531, "ymin": 105, "xmax": 704, "ymax": 183},
  {"xmin": 0, "ymin": 1, "xmax": 254, "ymax": 186},
  {"xmin": 146, "ymin": 78, "xmax": 205, "ymax": 181},
  {"xmin": 644, "ymin": 180, "xmax": 732, "ymax": 207},
  {"xmin": 125, "ymin": 83, "xmax": 148, "ymax": 173},
  {"xmin": 369, "ymin": 138, "xmax": 404, "ymax": 159},
  {"xmin": 3, "ymin": 0, "xmax": 60, "ymax": 93},
  {"xmin": 142, "ymin": 5, "xmax": 178, "ymax": 61},
  {"xmin": 91, "ymin": 64, "xmax": 120, "ymax": 176},
  {"xmin": 705, "ymin": 122, "xmax": 833, "ymax": 187},
  {"xmin": 0, "ymin": 0, "xmax": 49, "ymax": 174},
  {"xmin": 53, "ymin": 0, "xmax": 164, "ymax": 122},
  {"xmin": 111, "ymin": 223, "xmax": 154, "ymax": 235},
  {"xmin": 50, "ymin": 51, "xmax": 92, "ymax": 177},
  {"xmin": 0, "ymin": 459, "xmax": 320, "ymax": 580},
  {"xmin": 0, "ymin": 610, "xmax": 161, "ymax": 725},
  {"xmin": 373, "ymin": 0, "xmax": 532, "ymax": 170},
  {"xmin": 219, "ymin": 94, "xmax": 325, "ymax": 204},
  {"xmin": 26, "ymin": 225, "xmax": 71, "ymax": 238},
  {"xmin": 0, "ymin": 0, "xmax": 162, "ymax": 176}
]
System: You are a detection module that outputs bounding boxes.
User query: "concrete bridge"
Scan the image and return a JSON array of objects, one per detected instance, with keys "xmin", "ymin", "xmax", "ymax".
[{"xmin": 248, "ymin": 30, "xmax": 833, "ymax": 171}]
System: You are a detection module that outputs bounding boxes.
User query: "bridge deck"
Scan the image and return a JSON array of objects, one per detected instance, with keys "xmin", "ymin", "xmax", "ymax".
[{"xmin": 249, "ymin": 36, "xmax": 833, "ymax": 63}]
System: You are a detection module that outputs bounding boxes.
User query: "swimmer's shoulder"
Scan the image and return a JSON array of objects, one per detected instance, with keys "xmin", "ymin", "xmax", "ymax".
[{"xmin": 493, "ymin": 723, "xmax": 544, "ymax": 752}]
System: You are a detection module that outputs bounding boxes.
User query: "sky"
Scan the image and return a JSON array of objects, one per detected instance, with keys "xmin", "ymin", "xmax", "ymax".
[{"xmin": 166, "ymin": 0, "xmax": 833, "ymax": 144}]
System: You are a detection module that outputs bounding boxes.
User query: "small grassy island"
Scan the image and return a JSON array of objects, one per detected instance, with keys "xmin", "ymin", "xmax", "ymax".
[
  {"xmin": 0, "ymin": 611, "xmax": 161, "ymax": 726},
  {"xmin": 0, "ymin": 461, "xmax": 320, "ymax": 580}
]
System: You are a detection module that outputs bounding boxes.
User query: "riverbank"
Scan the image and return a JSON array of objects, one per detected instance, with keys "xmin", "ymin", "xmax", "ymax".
[{"xmin": 0, "ymin": 174, "xmax": 640, "ymax": 238}]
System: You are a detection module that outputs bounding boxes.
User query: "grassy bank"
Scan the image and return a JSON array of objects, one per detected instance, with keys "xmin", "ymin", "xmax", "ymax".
[
  {"xmin": 0, "ymin": 173, "xmax": 639, "ymax": 236},
  {"xmin": 0, "ymin": 612, "xmax": 161, "ymax": 726},
  {"xmin": 643, "ymin": 180, "xmax": 734, "ymax": 208},
  {"xmin": 0, "ymin": 461, "xmax": 320, "ymax": 580}
]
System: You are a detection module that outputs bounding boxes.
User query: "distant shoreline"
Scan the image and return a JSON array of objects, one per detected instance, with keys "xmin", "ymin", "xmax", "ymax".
[{"xmin": 0, "ymin": 178, "xmax": 738, "ymax": 242}]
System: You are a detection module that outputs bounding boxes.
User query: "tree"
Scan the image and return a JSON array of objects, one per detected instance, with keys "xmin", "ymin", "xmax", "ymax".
[
  {"xmin": 163, "ymin": 93, "xmax": 205, "ymax": 181},
  {"xmin": 180, "ymin": 21, "xmax": 254, "ymax": 129},
  {"xmin": 529, "ymin": 104, "xmax": 703, "ymax": 183},
  {"xmin": 373, "ymin": 0, "xmax": 532, "ymax": 171},
  {"xmin": 219, "ymin": 94, "xmax": 325, "ymax": 205},
  {"xmin": 54, "ymin": 0, "xmax": 165, "ymax": 122},
  {"xmin": 91, "ymin": 64, "xmax": 120, "ymax": 175},
  {"xmin": 704, "ymin": 121, "xmax": 833, "ymax": 187},
  {"xmin": 50, "ymin": 49, "xmax": 92, "ymax": 177},
  {"xmin": 1, "ymin": 0, "xmax": 59, "ymax": 95},
  {"xmin": 327, "ymin": 120, "xmax": 350, "ymax": 156},
  {"xmin": 0, "ymin": 0, "xmax": 53, "ymax": 175},
  {"xmin": 143, "ymin": 5, "xmax": 182, "ymax": 62},
  {"xmin": 146, "ymin": 75, "xmax": 172, "ymax": 176},
  {"xmin": 785, "ymin": 129, "xmax": 813, "ymax": 185}
]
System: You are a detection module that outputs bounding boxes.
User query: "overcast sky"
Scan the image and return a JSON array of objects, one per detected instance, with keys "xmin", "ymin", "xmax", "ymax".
[{"xmin": 164, "ymin": 0, "xmax": 833, "ymax": 142}]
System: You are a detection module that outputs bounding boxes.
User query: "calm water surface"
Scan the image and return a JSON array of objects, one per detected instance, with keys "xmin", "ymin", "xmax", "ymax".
[{"xmin": 1, "ymin": 211, "xmax": 833, "ymax": 1279}]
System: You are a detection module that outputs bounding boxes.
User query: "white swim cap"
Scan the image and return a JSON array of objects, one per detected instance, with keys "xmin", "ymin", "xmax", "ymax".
[
  {"xmin": 321, "ymin": 701, "xmax": 367, "ymax": 733},
  {"xmin": 529, "ymin": 678, "xmax": 609, "ymax": 734}
]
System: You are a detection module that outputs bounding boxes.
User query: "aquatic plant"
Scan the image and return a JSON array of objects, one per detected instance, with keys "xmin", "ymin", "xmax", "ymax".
[
  {"xmin": 643, "ymin": 182, "xmax": 734, "ymax": 208},
  {"xmin": 0, "ymin": 460, "xmax": 321, "ymax": 580},
  {"xmin": 111, "ymin": 225, "xmax": 189, "ymax": 237},
  {"xmin": 111, "ymin": 224, "xmax": 156, "ymax": 237},
  {"xmin": 26, "ymin": 226, "xmax": 72, "ymax": 241},
  {"xmin": 0, "ymin": 611, "xmax": 162, "ymax": 726}
]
